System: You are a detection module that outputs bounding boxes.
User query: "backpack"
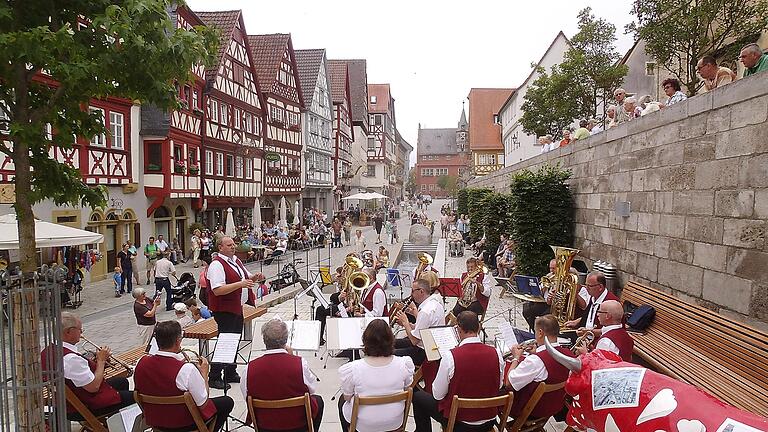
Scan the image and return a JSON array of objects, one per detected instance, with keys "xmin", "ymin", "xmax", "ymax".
[{"xmin": 624, "ymin": 302, "xmax": 656, "ymax": 331}]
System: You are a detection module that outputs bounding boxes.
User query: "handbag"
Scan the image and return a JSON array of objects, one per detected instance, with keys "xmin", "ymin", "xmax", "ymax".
[{"xmin": 624, "ymin": 301, "xmax": 656, "ymax": 331}]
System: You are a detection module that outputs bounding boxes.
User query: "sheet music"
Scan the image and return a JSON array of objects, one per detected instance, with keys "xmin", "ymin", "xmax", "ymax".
[
  {"xmin": 312, "ymin": 284, "xmax": 329, "ymax": 308},
  {"xmin": 211, "ymin": 333, "xmax": 240, "ymax": 364},
  {"xmin": 337, "ymin": 318, "xmax": 365, "ymax": 349},
  {"xmin": 338, "ymin": 304, "xmax": 349, "ymax": 318},
  {"xmin": 287, "ymin": 320, "xmax": 322, "ymax": 351},
  {"xmin": 427, "ymin": 327, "xmax": 460, "ymax": 358},
  {"xmin": 147, "ymin": 337, "xmax": 159, "ymax": 355},
  {"xmin": 106, "ymin": 403, "xmax": 142, "ymax": 432},
  {"xmin": 498, "ymin": 321, "xmax": 517, "ymax": 348}
]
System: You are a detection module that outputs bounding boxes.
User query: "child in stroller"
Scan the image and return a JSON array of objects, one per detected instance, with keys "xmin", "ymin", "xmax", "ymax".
[{"xmin": 171, "ymin": 272, "xmax": 197, "ymax": 305}]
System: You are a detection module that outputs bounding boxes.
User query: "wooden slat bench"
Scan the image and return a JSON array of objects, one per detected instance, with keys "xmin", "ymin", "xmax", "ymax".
[{"xmin": 621, "ymin": 281, "xmax": 768, "ymax": 417}]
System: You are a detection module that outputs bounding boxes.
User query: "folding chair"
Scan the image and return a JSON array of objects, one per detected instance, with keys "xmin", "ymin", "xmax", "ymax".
[
  {"xmin": 246, "ymin": 393, "xmax": 314, "ymax": 432},
  {"xmin": 444, "ymin": 392, "xmax": 515, "ymax": 432},
  {"xmin": 64, "ymin": 387, "xmax": 110, "ymax": 432},
  {"xmin": 348, "ymin": 389, "xmax": 413, "ymax": 432},
  {"xmin": 506, "ymin": 381, "xmax": 567, "ymax": 432},
  {"xmin": 133, "ymin": 391, "xmax": 216, "ymax": 432}
]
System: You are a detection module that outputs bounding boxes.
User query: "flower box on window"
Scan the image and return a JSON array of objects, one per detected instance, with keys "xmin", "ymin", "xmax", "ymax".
[
  {"xmin": 267, "ymin": 167, "xmax": 281, "ymax": 175},
  {"xmin": 188, "ymin": 165, "xmax": 200, "ymax": 175},
  {"xmin": 287, "ymin": 169, "xmax": 301, "ymax": 175},
  {"xmin": 193, "ymin": 108, "xmax": 204, "ymax": 116},
  {"xmin": 174, "ymin": 162, "xmax": 187, "ymax": 174},
  {"xmin": 179, "ymin": 100, "xmax": 189, "ymax": 110},
  {"xmin": 271, "ymin": 120, "xmax": 285, "ymax": 128},
  {"xmin": 288, "ymin": 124, "xmax": 301, "ymax": 132},
  {"xmin": 147, "ymin": 163, "xmax": 162, "ymax": 172}
]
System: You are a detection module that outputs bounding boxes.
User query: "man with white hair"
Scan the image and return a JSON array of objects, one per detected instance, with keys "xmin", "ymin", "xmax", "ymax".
[
  {"xmin": 623, "ymin": 97, "xmax": 641, "ymax": 120},
  {"xmin": 612, "ymin": 88, "xmax": 630, "ymax": 124},
  {"xmin": 241, "ymin": 319, "xmax": 323, "ymax": 431},
  {"xmin": 740, "ymin": 43, "xmax": 767, "ymax": 77}
]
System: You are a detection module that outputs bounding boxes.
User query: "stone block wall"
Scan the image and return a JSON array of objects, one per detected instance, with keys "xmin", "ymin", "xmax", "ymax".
[{"xmin": 469, "ymin": 72, "xmax": 768, "ymax": 330}]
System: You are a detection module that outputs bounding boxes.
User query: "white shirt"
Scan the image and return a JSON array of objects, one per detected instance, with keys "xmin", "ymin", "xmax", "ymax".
[
  {"xmin": 507, "ymin": 343, "xmax": 561, "ymax": 391},
  {"xmin": 410, "ymin": 264, "xmax": 436, "ymax": 281},
  {"xmin": 362, "ymin": 284, "xmax": 387, "ymax": 317},
  {"xmin": 240, "ymin": 349, "xmax": 317, "ymax": 400},
  {"xmin": 595, "ymin": 324, "xmax": 622, "ymax": 355},
  {"xmin": 62, "ymin": 341, "xmax": 95, "ymax": 387},
  {"xmin": 433, "ymin": 337, "xmax": 504, "ymax": 425},
  {"xmin": 585, "ymin": 289, "xmax": 609, "ymax": 329},
  {"xmin": 339, "ymin": 356, "xmax": 415, "ymax": 432},
  {"xmin": 479, "ymin": 272, "xmax": 494, "ymax": 297},
  {"xmin": 155, "ymin": 258, "xmax": 176, "ymax": 278},
  {"xmin": 156, "ymin": 240, "xmax": 169, "ymax": 252},
  {"xmin": 135, "ymin": 351, "xmax": 209, "ymax": 407},
  {"xmin": 208, "ymin": 255, "xmax": 253, "ymax": 305},
  {"xmin": 412, "ymin": 293, "xmax": 445, "ymax": 347}
]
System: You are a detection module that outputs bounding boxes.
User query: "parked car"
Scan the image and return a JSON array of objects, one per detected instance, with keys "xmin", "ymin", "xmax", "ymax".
[{"xmin": 422, "ymin": 195, "xmax": 433, "ymax": 204}]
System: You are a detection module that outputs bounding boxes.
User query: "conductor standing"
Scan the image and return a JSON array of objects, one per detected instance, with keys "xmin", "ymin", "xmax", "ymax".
[{"xmin": 205, "ymin": 236, "xmax": 258, "ymax": 389}]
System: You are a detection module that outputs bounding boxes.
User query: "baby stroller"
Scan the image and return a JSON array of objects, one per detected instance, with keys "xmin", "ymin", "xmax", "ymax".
[
  {"xmin": 62, "ymin": 269, "xmax": 84, "ymax": 309},
  {"xmin": 269, "ymin": 259, "xmax": 304, "ymax": 292},
  {"xmin": 171, "ymin": 272, "xmax": 197, "ymax": 305}
]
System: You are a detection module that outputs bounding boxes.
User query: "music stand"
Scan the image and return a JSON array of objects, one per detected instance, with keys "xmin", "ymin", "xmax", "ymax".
[{"xmin": 210, "ymin": 333, "xmax": 247, "ymax": 431}]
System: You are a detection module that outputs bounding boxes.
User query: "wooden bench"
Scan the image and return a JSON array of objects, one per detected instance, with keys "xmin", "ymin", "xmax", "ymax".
[
  {"xmin": 620, "ymin": 281, "xmax": 768, "ymax": 417},
  {"xmin": 184, "ymin": 304, "xmax": 266, "ymax": 357}
]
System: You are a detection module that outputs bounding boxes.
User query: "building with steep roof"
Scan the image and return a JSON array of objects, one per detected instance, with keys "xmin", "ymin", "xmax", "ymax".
[
  {"xmin": 334, "ymin": 59, "xmax": 370, "ymax": 204},
  {"xmin": 327, "ymin": 60, "xmax": 354, "ymax": 210},
  {"xmin": 248, "ymin": 33, "xmax": 305, "ymax": 218},
  {"xmin": 365, "ymin": 83, "xmax": 398, "ymax": 199},
  {"xmin": 468, "ymin": 88, "xmax": 515, "ymax": 176},
  {"xmin": 415, "ymin": 107, "xmax": 470, "ymax": 197},
  {"xmin": 295, "ymin": 48, "xmax": 333, "ymax": 214}
]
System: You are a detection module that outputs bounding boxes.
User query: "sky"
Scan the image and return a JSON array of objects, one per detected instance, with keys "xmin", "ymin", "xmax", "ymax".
[{"xmin": 187, "ymin": 0, "xmax": 637, "ymax": 167}]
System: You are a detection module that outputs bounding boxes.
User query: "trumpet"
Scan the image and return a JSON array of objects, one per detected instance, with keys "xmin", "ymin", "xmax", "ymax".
[
  {"xmin": 80, "ymin": 335, "xmax": 134, "ymax": 377},
  {"xmin": 571, "ymin": 330, "xmax": 595, "ymax": 354},
  {"xmin": 502, "ymin": 339, "xmax": 538, "ymax": 360}
]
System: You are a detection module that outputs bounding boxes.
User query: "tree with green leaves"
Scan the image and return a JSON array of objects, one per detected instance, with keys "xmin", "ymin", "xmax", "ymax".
[
  {"xmin": 627, "ymin": 0, "xmax": 768, "ymax": 95},
  {"xmin": 436, "ymin": 174, "xmax": 458, "ymax": 197},
  {"xmin": 0, "ymin": 1, "xmax": 215, "ymax": 428},
  {"xmin": 405, "ymin": 167, "xmax": 417, "ymax": 197},
  {"xmin": 521, "ymin": 7, "xmax": 627, "ymax": 136}
]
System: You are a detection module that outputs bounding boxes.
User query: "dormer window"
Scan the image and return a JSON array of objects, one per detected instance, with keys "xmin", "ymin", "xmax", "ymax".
[{"xmin": 370, "ymin": 96, "xmax": 377, "ymax": 104}]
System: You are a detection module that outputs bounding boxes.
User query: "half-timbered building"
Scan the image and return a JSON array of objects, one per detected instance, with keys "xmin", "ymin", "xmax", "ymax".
[
  {"xmin": 195, "ymin": 10, "xmax": 266, "ymax": 227},
  {"xmin": 366, "ymin": 84, "xmax": 397, "ymax": 199},
  {"xmin": 248, "ymin": 34, "xmax": 304, "ymax": 221},
  {"xmin": 295, "ymin": 49, "xmax": 334, "ymax": 215},
  {"xmin": 335, "ymin": 60, "xmax": 370, "ymax": 203},
  {"xmin": 327, "ymin": 60, "xmax": 354, "ymax": 211}
]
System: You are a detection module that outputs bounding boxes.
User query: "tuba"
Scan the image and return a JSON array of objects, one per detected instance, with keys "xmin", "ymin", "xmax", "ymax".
[
  {"xmin": 547, "ymin": 246, "xmax": 580, "ymax": 331},
  {"xmin": 414, "ymin": 252, "xmax": 433, "ymax": 282},
  {"xmin": 458, "ymin": 264, "xmax": 487, "ymax": 308},
  {"xmin": 341, "ymin": 255, "xmax": 370, "ymax": 315}
]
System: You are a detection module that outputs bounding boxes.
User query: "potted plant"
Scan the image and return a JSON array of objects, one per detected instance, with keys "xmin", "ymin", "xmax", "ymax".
[
  {"xmin": 188, "ymin": 164, "xmax": 200, "ymax": 175},
  {"xmin": 271, "ymin": 119, "xmax": 284, "ymax": 128},
  {"xmin": 174, "ymin": 162, "xmax": 186, "ymax": 174}
]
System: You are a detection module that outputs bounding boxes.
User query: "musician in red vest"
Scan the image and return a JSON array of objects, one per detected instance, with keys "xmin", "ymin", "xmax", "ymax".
[
  {"xmin": 412, "ymin": 311, "xmax": 504, "ymax": 432},
  {"xmin": 240, "ymin": 319, "xmax": 324, "ymax": 432},
  {"xmin": 452, "ymin": 257, "xmax": 494, "ymax": 317},
  {"xmin": 206, "ymin": 236, "xmax": 259, "ymax": 389},
  {"xmin": 564, "ymin": 271, "xmax": 619, "ymax": 332},
  {"xmin": 575, "ymin": 300, "xmax": 634, "ymax": 362},
  {"xmin": 41, "ymin": 312, "xmax": 134, "ymax": 419},
  {"xmin": 505, "ymin": 314, "xmax": 575, "ymax": 419},
  {"xmin": 134, "ymin": 320, "xmax": 234, "ymax": 431},
  {"xmin": 358, "ymin": 267, "xmax": 388, "ymax": 317}
]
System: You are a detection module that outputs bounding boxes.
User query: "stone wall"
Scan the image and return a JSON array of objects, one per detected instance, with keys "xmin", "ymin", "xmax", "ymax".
[{"xmin": 469, "ymin": 72, "xmax": 768, "ymax": 331}]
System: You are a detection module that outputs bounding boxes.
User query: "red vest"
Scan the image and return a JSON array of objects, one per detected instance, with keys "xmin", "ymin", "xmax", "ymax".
[
  {"xmin": 246, "ymin": 352, "xmax": 318, "ymax": 430},
  {"xmin": 438, "ymin": 342, "xmax": 500, "ymax": 421},
  {"xmin": 134, "ymin": 354, "xmax": 217, "ymax": 429},
  {"xmin": 600, "ymin": 327, "xmax": 634, "ymax": 362},
  {"xmin": 361, "ymin": 282, "xmax": 388, "ymax": 316},
  {"xmin": 510, "ymin": 346, "xmax": 574, "ymax": 418},
  {"xmin": 207, "ymin": 256, "xmax": 247, "ymax": 315},
  {"xmin": 41, "ymin": 345, "xmax": 121, "ymax": 414},
  {"xmin": 580, "ymin": 291, "xmax": 620, "ymax": 328},
  {"xmin": 460, "ymin": 271, "xmax": 490, "ymax": 311}
]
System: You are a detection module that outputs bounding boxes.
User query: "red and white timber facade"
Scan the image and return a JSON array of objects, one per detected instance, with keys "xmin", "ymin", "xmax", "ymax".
[
  {"xmin": 248, "ymin": 34, "xmax": 305, "ymax": 221},
  {"xmin": 327, "ymin": 60, "xmax": 354, "ymax": 211},
  {"xmin": 196, "ymin": 11, "xmax": 266, "ymax": 228},
  {"xmin": 365, "ymin": 84, "xmax": 398, "ymax": 199}
]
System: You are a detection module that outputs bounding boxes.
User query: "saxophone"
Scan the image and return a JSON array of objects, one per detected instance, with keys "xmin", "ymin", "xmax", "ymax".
[
  {"xmin": 458, "ymin": 265, "xmax": 487, "ymax": 308},
  {"xmin": 548, "ymin": 245, "xmax": 580, "ymax": 331}
]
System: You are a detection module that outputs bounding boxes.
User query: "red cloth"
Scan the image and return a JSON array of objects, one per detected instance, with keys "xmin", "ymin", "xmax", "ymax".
[
  {"xmin": 460, "ymin": 271, "xmax": 490, "ymax": 311},
  {"xmin": 600, "ymin": 327, "xmax": 634, "ymax": 362},
  {"xmin": 437, "ymin": 343, "xmax": 501, "ymax": 421},
  {"xmin": 245, "ymin": 352, "xmax": 318, "ymax": 430},
  {"xmin": 41, "ymin": 345, "xmax": 121, "ymax": 414},
  {"xmin": 207, "ymin": 256, "xmax": 247, "ymax": 315},
  {"xmin": 361, "ymin": 282, "xmax": 388, "ymax": 316},
  {"xmin": 134, "ymin": 355, "xmax": 216, "ymax": 429},
  {"xmin": 510, "ymin": 346, "xmax": 574, "ymax": 418},
  {"xmin": 438, "ymin": 277, "xmax": 462, "ymax": 298}
]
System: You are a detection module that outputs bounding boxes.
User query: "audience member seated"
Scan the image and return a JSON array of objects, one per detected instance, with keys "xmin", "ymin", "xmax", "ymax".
[
  {"xmin": 662, "ymin": 78, "xmax": 687, "ymax": 106},
  {"xmin": 559, "ymin": 129, "xmax": 571, "ymax": 147},
  {"xmin": 493, "ymin": 234, "xmax": 508, "ymax": 271},
  {"xmin": 613, "ymin": 88, "xmax": 630, "ymax": 124},
  {"xmin": 605, "ymin": 105, "xmax": 617, "ymax": 129},
  {"xmin": 623, "ymin": 97, "xmax": 641, "ymax": 120},
  {"xmin": 448, "ymin": 226, "xmax": 465, "ymax": 257},
  {"xmin": 497, "ymin": 240, "xmax": 516, "ymax": 278},
  {"xmin": 698, "ymin": 55, "xmax": 735, "ymax": 91},
  {"xmin": 740, "ymin": 43, "xmax": 768, "ymax": 77}
]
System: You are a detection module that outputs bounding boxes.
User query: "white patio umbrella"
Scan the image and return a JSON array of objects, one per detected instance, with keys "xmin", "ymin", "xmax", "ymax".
[
  {"xmin": 0, "ymin": 213, "xmax": 103, "ymax": 249},
  {"xmin": 252, "ymin": 197, "xmax": 262, "ymax": 236},
  {"xmin": 225, "ymin": 207, "xmax": 236, "ymax": 237},
  {"xmin": 363, "ymin": 192, "xmax": 388, "ymax": 200},
  {"xmin": 293, "ymin": 200, "xmax": 300, "ymax": 226},
  {"xmin": 279, "ymin": 196, "xmax": 288, "ymax": 228},
  {"xmin": 341, "ymin": 192, "xmax": 369, "ymax": 200}
]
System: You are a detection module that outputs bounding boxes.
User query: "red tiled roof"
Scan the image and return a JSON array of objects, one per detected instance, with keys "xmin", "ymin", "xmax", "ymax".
[
  {"xmin": 327, "ymin": 60, "xmax": 349, "ymax": 104},
  {"xmin": 294, "ymin": 49, "xmax": 325, "ymax": 105},
  {"xmin": 193, "ymin": 10, "xmax": 241, "ymax": 81},
  {"xmin": 247, "ymin": 34, "xmax": 290, "ymax": 93},
  {"xmin": 468, "ymin": 88, "xmax": 515, "ymax": 151},
  {"xmin": 368, "ymin": 84, "xmax": 391, "ymax": 114}
]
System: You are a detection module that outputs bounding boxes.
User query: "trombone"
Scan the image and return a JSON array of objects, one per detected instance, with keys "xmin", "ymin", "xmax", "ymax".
[{"xmin": 80, "ymin": 335, "xmax": 134, "ymax": 377}]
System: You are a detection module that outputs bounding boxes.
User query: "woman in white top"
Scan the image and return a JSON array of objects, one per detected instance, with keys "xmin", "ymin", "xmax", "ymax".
[
  {"xmin": 353, "ymin": 229, "xmax": 366, "ymax": 253},
  {"xmin": 338, "ymin": 319, "xmax": 414, "ymax": 432}
]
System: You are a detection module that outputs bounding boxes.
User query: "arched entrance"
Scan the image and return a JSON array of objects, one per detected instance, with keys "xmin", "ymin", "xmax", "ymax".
[
  {"xmin": 260, "ymin": 198, "xmax": 275, "ymax": 224},
  {"xmin": 104, "ymin": 211, "xmax": 120, "ymax": 270},
  {"xmin": 152, "ymin": 206, "xmax": 172, "ymax": 242},
  {"xmin": 174, "ymin": 206, "xmax": 187, "ymax": 252}
]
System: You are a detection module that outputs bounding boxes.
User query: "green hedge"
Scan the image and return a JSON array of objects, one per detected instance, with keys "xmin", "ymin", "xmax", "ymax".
[
  {"xmin": 480, "ymin": 192, "xmax": 514, "ymax": 262},
  {"xmin": 457, "ymin": 189, "xmax": 469, "ymax": 216},
  {"xmin": 466, "ymin": 188, "xmax": 493, "ymax": 241},
  {"xmin": 509, "ymin": 164, "xmax": 574, "ymax": 276}
]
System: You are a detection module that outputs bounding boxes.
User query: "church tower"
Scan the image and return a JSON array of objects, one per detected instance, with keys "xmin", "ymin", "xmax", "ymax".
[{"xmin": 456, "ymin": 102, "xmax": 469, "ymax": 153}]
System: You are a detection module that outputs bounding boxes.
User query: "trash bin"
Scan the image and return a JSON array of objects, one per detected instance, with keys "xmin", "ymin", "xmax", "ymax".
[
  {"xmin": 572, "ymin": 259, "xmax": 589, "ymax": 286},
  {"xmin": 602, "ymin": 263, "xmax": 618, "ymax": 293}
]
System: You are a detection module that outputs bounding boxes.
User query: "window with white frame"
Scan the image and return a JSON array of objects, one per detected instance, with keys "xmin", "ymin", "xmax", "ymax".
[
  {"xmin": 109, "ymin": 112, "xmax": 124, "ymax": 149},
  {"xmin": 645, "ymin": 62, "xmax": 656, "ymax": 76},
  {"xmin": 428, "ymin": 184, "xmax": 435, "ymax": 191},
  {"xmin": 270, "ymin": 105, "xmax": 284, "ymax": 124},
  {"xmin": 215, "ymin": 152, "xmax": 223, "ymax": 175},
  {"xmin": 220, "ymin": 103, "xmax": 228, "ymax": 126},
  {"xmin": 192, "ymin": 90, "xmax": 199, "ymax": 109},
  {"xmin": 245, "ymin": 158, "xmax": 253, "ymax": 179},
  {"xmin": 210, "ymin": 100, "xmax": 219, "ymax": 123},
  {"xmin": 420, "ymin": 184, "xmax": 426, "ymax": 191},
  {"xmin": 366, "ymin": 165, "xmax": 375, "ymax": 177},
  {"xmin": 234, "ymin": 108, "xmax": 241, "ymax": 129},
  {"xmin": 245, "ymin": 112, "xmax": 253, "ymax": 133},
  {"xmin": 235, "ymin": 156, "xmax": 243, "ymax": 178},
  {"xmin": 370, "ymin": 96, "xmax": 377, "ymax": 104},
  {"xmin": 0, "ymin": 104, "xmax": 9, "ymax": 133},
  {"xmin": 367, "ymin": 138, "xmax": 375, "ymax": 149},
  {"xmin": 205, "ymin": 150, "xmax": 213, "ymax": 175},
  {"xmin": 89, "ymin": 107, "xmax": 106, "ymax": 146}
]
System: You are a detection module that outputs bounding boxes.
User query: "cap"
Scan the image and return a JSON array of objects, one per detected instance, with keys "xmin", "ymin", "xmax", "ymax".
[{"xmin": 174, "ymin": 303, "xmax": 188, "ymax": 313}]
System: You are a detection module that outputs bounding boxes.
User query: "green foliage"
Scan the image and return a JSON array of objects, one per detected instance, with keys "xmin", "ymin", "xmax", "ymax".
[
  {"xmin": 627, "ymin": 0, "xmax": 768, "ymax": 96},
  {"xmin": 479, "ymin": 193, "xmax": 514, "ymax": 260},
  {"xmin": 509, "ymin": 165, "xmax": 574, "ymax": 276},
  {"xmin": 466, "ymin": 188, "xmax": 493, "ymax": 241},
  {"xmin": 436, "ymin": 175, "xmax": 458, "ymax": 196},
  {"xmin": 457, "ymin": 189, "xmax": 469, "ymax": 216},
  {"xmin": 405, "ymin": 167, "xmax": 417, "ymax": 196},
  {"xmin": 521, "ymin": 7, "xmax": 627, "ymax": 136}
]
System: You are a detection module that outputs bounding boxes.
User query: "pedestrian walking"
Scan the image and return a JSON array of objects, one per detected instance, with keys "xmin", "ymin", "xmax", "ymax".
[
  {"xmin": 354, "ymin": 229, "xmax": 366, "ymax": 253},
  {"xmin": 343, "ymin": 217, "xmax": 352, "ymax": 246},
  {"xmin": 373, "ymin": 212, "xmax": 384, "ymax": 244},
  {"xmin": 154, "ymin": 251, "xmax": 176, "ymax": 311},
  {"xmin": 144, "ymin": 236, "xmax": 159, "ymax": 285},
  {"xmin": 191, "ymin": 229, "xmax": 202, "ymax": 268},
  {"xmin": 117, "ymin": 243, "xmax": 133, "ymax": 294}
]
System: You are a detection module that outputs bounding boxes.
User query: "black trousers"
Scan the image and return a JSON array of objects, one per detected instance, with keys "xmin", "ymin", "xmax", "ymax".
[
  {"xmin": 120, "ymin": 266, "xmax": 133, "ymax": 293},
  {"xmin": 412, "ymin": 390, "xmax": 495, "ymax": 432},
  {"xmin": 394, "ymin": 337, "xmax": 426, "ymax": 366},
  {"xmin": 209, "ymin": 311, "xmax": 243, "ymax": 380},
  {"xmin": 68, "ymin": 377, "xmax": 134, "ymax": 421},
  {"xmin": 159, "ymin": 396, "xmax": 234, "ymax": 432},
  {"xmin": 522, "ymin": 302, "xmax": 550, "ymax": 331},
  {"xmin": 258, "ymin": 395, "xmax": 324, "ymax": 432},
  {"xmin": 452, "ymin": 301, "xmax": 485, "ymax": 317},
  {"xmin": 154, "ymin": 277, "xmax": 173, "ymax": 311}
]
